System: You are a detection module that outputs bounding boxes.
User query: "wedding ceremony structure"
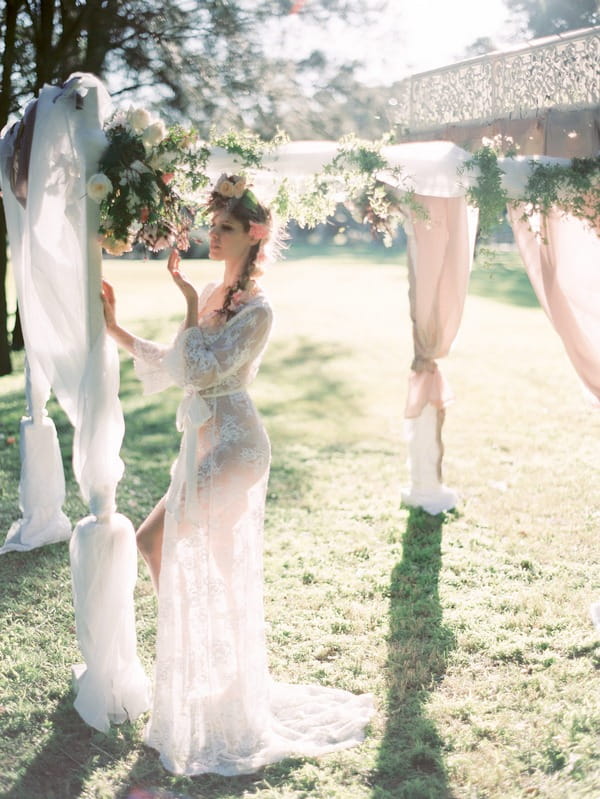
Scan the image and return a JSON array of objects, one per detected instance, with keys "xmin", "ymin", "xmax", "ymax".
[{"xmin": 0, "ymin": 22, "xmax": 598, "ymax": 759}]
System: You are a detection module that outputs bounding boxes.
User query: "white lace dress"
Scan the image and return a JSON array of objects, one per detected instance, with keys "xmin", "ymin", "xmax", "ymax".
[{"xmin": 132, "ymin": 283, "xmax": 374, "ymax": 776}]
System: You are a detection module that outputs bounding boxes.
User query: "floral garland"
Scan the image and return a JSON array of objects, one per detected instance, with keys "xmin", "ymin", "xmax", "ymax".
[
  {"xmin": 88, "ymin": 115, "xmax": 600, "ymax": 258},
  {"xmin": 271, "ymin": 135, "xmax": 426, "ymax": 246},
  {"xmin": 88, "ymin": 108, "xmax": 209, "ymax": 255}
]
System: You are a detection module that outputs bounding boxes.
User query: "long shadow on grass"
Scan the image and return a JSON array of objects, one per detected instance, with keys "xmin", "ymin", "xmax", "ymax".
[
  {"xmin": 373, "ymin": 508, "xmax": 456, "ymax": 799},
  {"xmin": 117, "ymin": 750, "xmax": 309, "ymax": 799},
  {"xmin": 0, "ymin": 690, "xmax": 98, "ymax": 799}
]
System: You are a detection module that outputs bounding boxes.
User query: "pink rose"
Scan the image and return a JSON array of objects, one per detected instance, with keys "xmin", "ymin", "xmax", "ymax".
[{"xmin": 249, "ymin": 221, "xmax": 269, "ymax": 241}]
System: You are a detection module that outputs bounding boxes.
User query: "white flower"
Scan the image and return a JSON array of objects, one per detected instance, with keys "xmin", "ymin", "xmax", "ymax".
[
  {"xmin": 87, "ymin": 173, "xmax": 113, "ymax": 202},
  {"xmin": 107, "ymin": 110, "xmax": 128, "ymax": 130},
  {"xmin": 149, "ymin": 150, "xmax": 178, "ymax": 171},
  {"xmin": 127, "ymin": 192, "xmax": 141, "ymax": 212},
  {"xmin": 130, "ymin": 159, "xmax": 150, "ymax": 174},
  {"xmin": 142, "ymin": 121, "xmax": 167, "ymax": 149},
  {"xmin": 128, "ymin": 107, "xmax": 151, "ymax": 133}
]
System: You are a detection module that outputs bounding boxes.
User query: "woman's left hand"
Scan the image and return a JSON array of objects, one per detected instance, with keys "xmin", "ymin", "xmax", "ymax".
[
  {"xmin": 101, "ymin": 279, "xmax": 118, "ymax": 330},
  {"xmin": 168, "ymin": 249, "xmax": 198, "ymax": 303}
]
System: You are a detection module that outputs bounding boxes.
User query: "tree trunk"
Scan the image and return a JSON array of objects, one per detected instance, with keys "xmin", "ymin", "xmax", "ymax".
[
  {"xmin": 0, "ymin": 0, "xmax": 21, "ymax": 375},
  {"xmin": 36, "ymin": 0, "xmax": 56, "ymax": 90},
  {"xmin": 12, "ymin": 305, "xmax": 24, "ymax": 351},
  {"xmin": 0, "ymin": 212, "xmax": 12, "ymax": 375}
]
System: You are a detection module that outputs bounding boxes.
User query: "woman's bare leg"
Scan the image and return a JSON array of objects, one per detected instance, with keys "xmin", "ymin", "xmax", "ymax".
[{"xmin": 136, "ymin": 496, "xmax": 166, "ymax": 593}]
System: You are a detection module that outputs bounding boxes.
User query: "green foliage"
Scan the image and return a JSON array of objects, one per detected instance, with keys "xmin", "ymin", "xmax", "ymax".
[
  {"xmin": 522, "ymin": 156, "xmax": 600, "ymax": 230},
  {"xmin": 100, "ymin": 115, "xmax": 600, "ymax": 258},
  {"xmin": 210, "ymin": 128, "xmax": 288, "ymax": 170},
  {"xmin": 464, "ymin": 145, "xmax": 510, "ymax": 240},
  {"xmin": 505, "ymin": 0, "xmax": 599, "ymax": 37},
  {"xmin": 465, "ymin": 138, "xmax": 600, "ymax": 244},
  {"xmin": 97, "ymin": 122, "xmax": 430, "ymax": 249},
  {"xmin": 269, "ymin": 135, "xmax": 428, "ymax": 245},
  {"xmin": 96, "ymin": 112, "xmax": 206, "ymax": 254},
  {"xmin": 324, "ymin": 136, "xmax": 419, "ymax": 247}
]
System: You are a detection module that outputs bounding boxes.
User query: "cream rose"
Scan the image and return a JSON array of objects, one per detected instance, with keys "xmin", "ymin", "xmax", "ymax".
[
  {"xmin": 100, "ymin": 234, "xmax": 133, "ymax": 256},
  {"xmin": 128, "ymin": 107, "xmax": 151, "ymax": 133},
  {"xmin": 231, "ymin": 177, "xmax": 246, "ymax": 198},
  {"xmin": 215, "ymin": 174, "xmax": 247, "ymax": 198},
  {"xmin": 142, "ymin": 120, "xmax": 167, "ymax": 149},
  {"xmin": 87, "ymin": 173, "xmax": 113, "ymax": 202},
  {"xmin": 218, "ymin": 179, "xmax": 235, "ymax": 198}
]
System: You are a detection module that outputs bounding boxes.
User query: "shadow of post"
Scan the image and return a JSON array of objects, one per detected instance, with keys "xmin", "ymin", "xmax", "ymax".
[
  {"xmin": 373, "ymin": 508, "xmax": 456, "ymax": 799},
  {"xmin": 0, "ymin": 690, "xmax": 95, "ymax": 799}
]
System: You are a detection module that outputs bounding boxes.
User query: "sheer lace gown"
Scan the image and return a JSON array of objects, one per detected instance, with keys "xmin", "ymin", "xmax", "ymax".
[{"xmin": 132, "ymin": 283, "xmax": 374, "ymax": 776}]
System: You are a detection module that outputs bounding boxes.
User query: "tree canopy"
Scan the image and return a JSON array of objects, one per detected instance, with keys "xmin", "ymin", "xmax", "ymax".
[
  {"xmin": 506, "ymin": 0, "xmax": 599, "ymax": 38},
  {"xmin": 0, "ymin": 0, "xmax": 387, "ymax": 374}
]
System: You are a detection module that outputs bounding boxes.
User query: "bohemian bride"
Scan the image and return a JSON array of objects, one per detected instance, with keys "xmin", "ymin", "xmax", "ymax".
[{"xmin": 101, "ymin": 174, "xmax": 374, "ymax": 776}]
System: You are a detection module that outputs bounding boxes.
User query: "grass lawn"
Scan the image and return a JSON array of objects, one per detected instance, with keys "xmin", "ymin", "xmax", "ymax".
[{"xmin": 0, "ymin": 245, "xmax": 598, "ymax": 798}]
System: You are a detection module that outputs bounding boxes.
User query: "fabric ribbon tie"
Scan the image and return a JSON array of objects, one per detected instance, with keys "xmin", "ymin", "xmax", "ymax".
[
  {"xmin": 167, "ymin": 391, "xmax": 212, "ymax": 521},
  {"xmin": 175, "ymin": 390, "xmax": 212, "ymax": 433},
  {"xmin": 411, "ymin": 356, "xmax": 438, "ymax": 373}
]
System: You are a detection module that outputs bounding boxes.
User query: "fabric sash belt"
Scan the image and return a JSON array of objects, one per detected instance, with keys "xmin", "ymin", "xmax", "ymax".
[{"xmin": 166, "ymin": 387, "xmax": 241, "ymax": 522}]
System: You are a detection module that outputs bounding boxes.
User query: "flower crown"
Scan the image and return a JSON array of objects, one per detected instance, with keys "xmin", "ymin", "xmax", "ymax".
[
  {"xmin": 213, "ymin": 173, "xmax": 262, "ymax": 212},
  {"xmin": 214, "ymin": 173, "xmax": 246, "ymax": 199}
]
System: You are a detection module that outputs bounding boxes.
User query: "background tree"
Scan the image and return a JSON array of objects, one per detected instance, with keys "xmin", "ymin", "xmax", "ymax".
[
  {"xmin": 463, "ymin": 36, "xmax": 497, "ymax": 58},
  {"xmin": 505, "ymin": 0, "xmax": 599, "ymax": 38},
  {"xmin": 0, "ymin": 0, "xmax": 380, "ymax": 375}
]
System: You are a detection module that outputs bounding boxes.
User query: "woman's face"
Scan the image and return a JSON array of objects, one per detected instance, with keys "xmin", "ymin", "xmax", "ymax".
[{"xmin": 208, "ymin": 210, "xmax": 254, "ymax": 264}]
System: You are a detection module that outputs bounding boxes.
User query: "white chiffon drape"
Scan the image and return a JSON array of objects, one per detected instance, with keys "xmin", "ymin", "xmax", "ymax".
[
  {"xmin": 132, "ymin": 284, "xmax": 374, "ymax": 775},
  {"xmin": 0, "ymin": 75, "xmax": 151, "ymax": 728}
]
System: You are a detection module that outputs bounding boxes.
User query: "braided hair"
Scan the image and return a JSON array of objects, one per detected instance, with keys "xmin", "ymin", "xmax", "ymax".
[{"xmin": 206, "ymin": 175, "xmax": 272, "ymax": 320}]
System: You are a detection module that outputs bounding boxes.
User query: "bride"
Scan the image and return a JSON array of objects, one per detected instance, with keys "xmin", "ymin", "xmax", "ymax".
[{"xmin": 101, "ymin": 174, "xmax": 374, "ymax": 776}]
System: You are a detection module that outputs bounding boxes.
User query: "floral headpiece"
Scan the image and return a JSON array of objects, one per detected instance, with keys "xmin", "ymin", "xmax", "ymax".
[
  {"xmin": 212, "ymin": 173, "xmax": 262, "ymax": 212},
  {"xmin": 214, "ymin": 173, "xmax": 247, "ymax": 199}
]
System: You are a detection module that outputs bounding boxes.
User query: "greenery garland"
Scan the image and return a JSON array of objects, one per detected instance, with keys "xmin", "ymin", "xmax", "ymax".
[
  {"xmin": 89, "ymin": 113, "xmax": 600, "ymax": 256},
  {"xmin": 464, "ymin": 135, "xmax": 600, "ymax": 241},
  {"xmin": 523, "ymin": 156, "xmax": 600, "ymax": 232},
  {"xmin": 271, "ymin": 135, "xmax": 427, "ymax": 244},
  {"xmin": 323, "ymin": 135, "xmax": 427, "ymax": 246}
]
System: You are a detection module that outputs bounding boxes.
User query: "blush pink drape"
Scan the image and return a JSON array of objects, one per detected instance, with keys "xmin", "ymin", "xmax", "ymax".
[
  {"xmin": 404, "ymin": 195, "xmax": 477, "ymax": 418},
  {"xmin": 509, "ymin": 205, "xmax": 600, "ymax": 406}
]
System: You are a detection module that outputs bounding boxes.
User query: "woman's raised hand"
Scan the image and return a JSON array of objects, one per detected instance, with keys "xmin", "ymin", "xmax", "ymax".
[
  {"xmin": 168, "ymin": 249, "xmax": 198, "ymax": 303},
  {"xmin": 101, "ymin": 279, "xmax": 117, "ymax": 329}
]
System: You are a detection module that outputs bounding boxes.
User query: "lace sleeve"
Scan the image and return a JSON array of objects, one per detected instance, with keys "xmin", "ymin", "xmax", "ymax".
[
  {"xmin": 133, "ymin": 337, "xmax": 175, "ymax": 395},
  {"xmin": 131, "ymin": 282, "xmax": 217, "ymax": 395},
  {"xmin": 165, "ymin": 302, "xmax": 273, "ymax": 390}
]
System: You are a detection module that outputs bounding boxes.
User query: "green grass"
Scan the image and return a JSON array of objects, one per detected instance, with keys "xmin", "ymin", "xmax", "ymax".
[{"xmin": 0, "ymin": 247, "xmax": 599, "ymax": 798}]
